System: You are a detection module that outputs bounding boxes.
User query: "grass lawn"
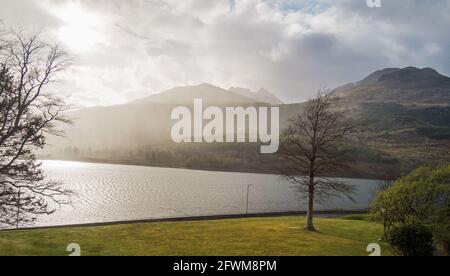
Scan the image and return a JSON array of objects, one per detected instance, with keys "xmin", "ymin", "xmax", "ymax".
[{"xmin": 0, "ymin": 216, "xmax": 392, "ymax": 256}]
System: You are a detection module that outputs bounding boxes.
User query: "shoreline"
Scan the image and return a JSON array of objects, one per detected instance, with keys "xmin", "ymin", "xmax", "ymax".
[
  {"xmin": 38, "ymin": 157, "xmax": 386, "ymax": 181},
  {"xmin": 0, "ymin": 210, "xmax": 368, "ymax": 232}
]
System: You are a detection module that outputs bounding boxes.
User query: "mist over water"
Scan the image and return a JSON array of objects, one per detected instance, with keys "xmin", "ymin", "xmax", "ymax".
[{"xmin": 32, "ymin": 160, "xmax": 380, "ymax": 227}]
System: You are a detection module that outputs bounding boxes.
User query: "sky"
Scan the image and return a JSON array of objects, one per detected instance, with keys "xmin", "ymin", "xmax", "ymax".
[{"xmin": 0, "ymin": 0, "xmax": 449, "ymax": 107}]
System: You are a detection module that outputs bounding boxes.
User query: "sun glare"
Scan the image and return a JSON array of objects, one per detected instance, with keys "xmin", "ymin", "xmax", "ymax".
[
  {"xmin": 58, "ymin": 24, "xmax": 98, "ymax": 51},
  {"xmin": 53, "ymin": 3, "xmax": 105, "ymax": 51}
]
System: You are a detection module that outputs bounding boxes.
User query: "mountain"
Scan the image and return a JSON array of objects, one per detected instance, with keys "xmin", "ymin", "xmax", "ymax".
[
  {"xmin": 130, "ymin": 83, "xmax": 282, "ymax": 106},
  {"xmin": 229, "ymin": 87, "xmax": 284, "ymax": 105},
  {"xmin": 334, "ymin": 67, "xmax": 450, "ymax": 106},
  {"xmin": 42, "ymin": 68, "xmax": 450, "ymax": 178},
  {"xmin": 358, "ymin": 68, "xmax": 401, "ymax": 85},
  {"xmin": 134, "ymin": 83, "xmax": 257, "ymax": 106},
  {"xmin": 328, "ymin": 67, "xmax": 450, "ymax": 174},
  {"xmin": 44, "ymin": 83, "xmax": 279, "ymax": 155},
  {"xmin": 378, "ymin": 67, "xmax": 450, "ymax": 87}
]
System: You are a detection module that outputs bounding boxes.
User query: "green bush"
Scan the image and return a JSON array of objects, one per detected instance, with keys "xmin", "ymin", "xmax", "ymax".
[
  {"xmin": 389, "ymin": 225, "xmax": 434, "ymax": 256},
  {"xmin": 371, "ymin": 164, "xmax": 450, "ymax": 239},
  {"xmin": 434, "ymin": 225, "xmax": 450, "ymax": 255}
]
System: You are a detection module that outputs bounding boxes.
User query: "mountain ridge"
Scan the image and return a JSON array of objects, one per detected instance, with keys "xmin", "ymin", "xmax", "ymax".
[
  {"xmin": 334, "ymin": 67, "xmax": 450, "ymax": 106},
  {"xmin": 42, "ymin": 66, "xmax": 450, "ymax": 178},
  {"xmin": 131, "ymin": 83, "xmax": 283, "ymax": 106}
]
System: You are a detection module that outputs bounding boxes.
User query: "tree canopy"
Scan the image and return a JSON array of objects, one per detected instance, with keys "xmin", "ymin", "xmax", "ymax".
[{"xmin": 371, "ymin": 164, "xmax": 450, "ymax": 238}]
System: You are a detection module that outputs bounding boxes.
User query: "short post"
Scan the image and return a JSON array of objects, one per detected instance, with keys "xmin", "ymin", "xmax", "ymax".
[
  {"xmin": 16, "ymin": 188, "xmax": 21, "ymax": 229},
  {"xmin": 246, "ymin": 184, "xmax": 253, "ymax": 215}
]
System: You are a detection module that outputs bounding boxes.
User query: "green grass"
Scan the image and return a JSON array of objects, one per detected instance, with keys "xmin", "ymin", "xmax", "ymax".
[
  {"xmin": 338, "ymin": 214, "xmax": 373, "ymax": 221},
  {"xmin": 0, "ymin": 216, "xmax": 392, "ymax": 256}
]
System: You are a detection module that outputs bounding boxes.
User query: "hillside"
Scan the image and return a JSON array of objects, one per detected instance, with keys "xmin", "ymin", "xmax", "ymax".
[
  {"xmin": 45, "ymin": 84, "xmax": 278, "ymax": 153},
  {"xmin": 133, "ymin": 83, "xmax": 260, "ymax": 106},
  {"xmin": 334, "ymin": 67, "xmax": 450, "ymax": 106},
  {"xmin": 229, "ymin": 87, "xmax": 284, "ymax": 105},
  {"xmin": 331, "ymin": 67, "xmax": 450, "ymax": 173},
  {"xmin": 42, "ymin": 67, "xmax": 450, "ymax": 178}
]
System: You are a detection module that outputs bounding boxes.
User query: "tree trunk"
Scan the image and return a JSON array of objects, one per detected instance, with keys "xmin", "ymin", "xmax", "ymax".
[{"xmin": 306, "ymin": 176, "xmax": 316, "ymax": 231}]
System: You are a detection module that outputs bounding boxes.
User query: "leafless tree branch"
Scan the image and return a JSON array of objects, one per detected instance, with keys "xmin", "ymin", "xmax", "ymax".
[
  {"xmin": 0, "ymin": 29, "xmax": 72, "ymax": 227},
  {"xmin": 280, "ymin": 89, "xmax": 358, "ymax": 231}
]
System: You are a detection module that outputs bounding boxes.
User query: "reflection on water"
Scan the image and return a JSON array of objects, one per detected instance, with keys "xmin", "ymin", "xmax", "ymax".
[{"xmin": 31, "ymin": 160, "xmax": 380, "ymax": 227}]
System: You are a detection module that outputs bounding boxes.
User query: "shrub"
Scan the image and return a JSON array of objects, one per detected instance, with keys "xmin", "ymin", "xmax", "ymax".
[
  {"xmin": 388, "ymin": 225, "xmax": 434, "ymax": 256},
  {"xmin": 433, "ymin": 225, "xmax": 450, "ymax": 255},
  {"xmin": 371, "ymin": 164, "xmax": 450, "ymax": 239}
]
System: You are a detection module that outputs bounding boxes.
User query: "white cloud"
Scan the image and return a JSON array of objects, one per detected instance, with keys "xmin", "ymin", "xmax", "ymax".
[{"xmin": 1, "ymin": 0, "xmax": 449, "ymax": 106}]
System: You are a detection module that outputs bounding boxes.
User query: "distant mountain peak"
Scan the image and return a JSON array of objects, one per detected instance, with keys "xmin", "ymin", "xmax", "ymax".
[
  {"xmin": 421, "ymin": 67, "xmax": 440, "ymax": 75},
  {"xmin": 355, "ymin": 67, "xmax": 450, "ymax": 87},
  {"xmin": 357, "ymin": 68, "xmax": 400, "ymax": 85},
  {"xmin": 132, "ymin": 83, "xmax": 284, "ymax": 106},
  {"xmin": 334, "ymin": 66, "xmax": 450, "ymax": 106},
  {"xmin": 378, "ymin": 67, "xmax": 450, "ymax": 86},
  {"xmin": 196, "ymin": 83, "xmax": 220, "ymax": 89},
  {"xmin": 229, "ymin": 87, "xmax": 283, "ymax": 105}
]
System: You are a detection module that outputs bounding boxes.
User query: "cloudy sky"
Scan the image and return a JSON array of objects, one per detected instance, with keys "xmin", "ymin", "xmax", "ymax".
[{"xmin": 1, "ymin": 0, "xmax": 449, "ymax": 107}]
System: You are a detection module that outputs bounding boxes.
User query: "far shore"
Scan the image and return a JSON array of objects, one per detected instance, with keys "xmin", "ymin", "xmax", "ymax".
[{"xmin": 38, "ymin": 156, "xmax": 386, "ymax": 181}]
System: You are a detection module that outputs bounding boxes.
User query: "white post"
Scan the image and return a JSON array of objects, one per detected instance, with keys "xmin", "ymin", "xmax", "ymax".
[
  {"xmin": 246, "ymin": 184, "xmax": 253, "ymax": 215},
  {"xmin": 16, "ymin": 188, "xmax": 21, "ymax": 229}
]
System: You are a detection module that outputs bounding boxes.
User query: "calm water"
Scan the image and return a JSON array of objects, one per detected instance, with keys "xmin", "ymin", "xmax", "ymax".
[{"xmin": 29, "ymin": 160, "xmax": 380, "ymax": 227}]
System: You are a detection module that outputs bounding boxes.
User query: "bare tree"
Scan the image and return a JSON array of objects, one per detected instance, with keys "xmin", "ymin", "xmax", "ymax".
[
  {"xmin": 281, "ymin": 89, "xmax": 357, "ymax": 231},
  {"xmin": 0, "ymin": 30, "xmax": 72, "ymax": 227}
]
